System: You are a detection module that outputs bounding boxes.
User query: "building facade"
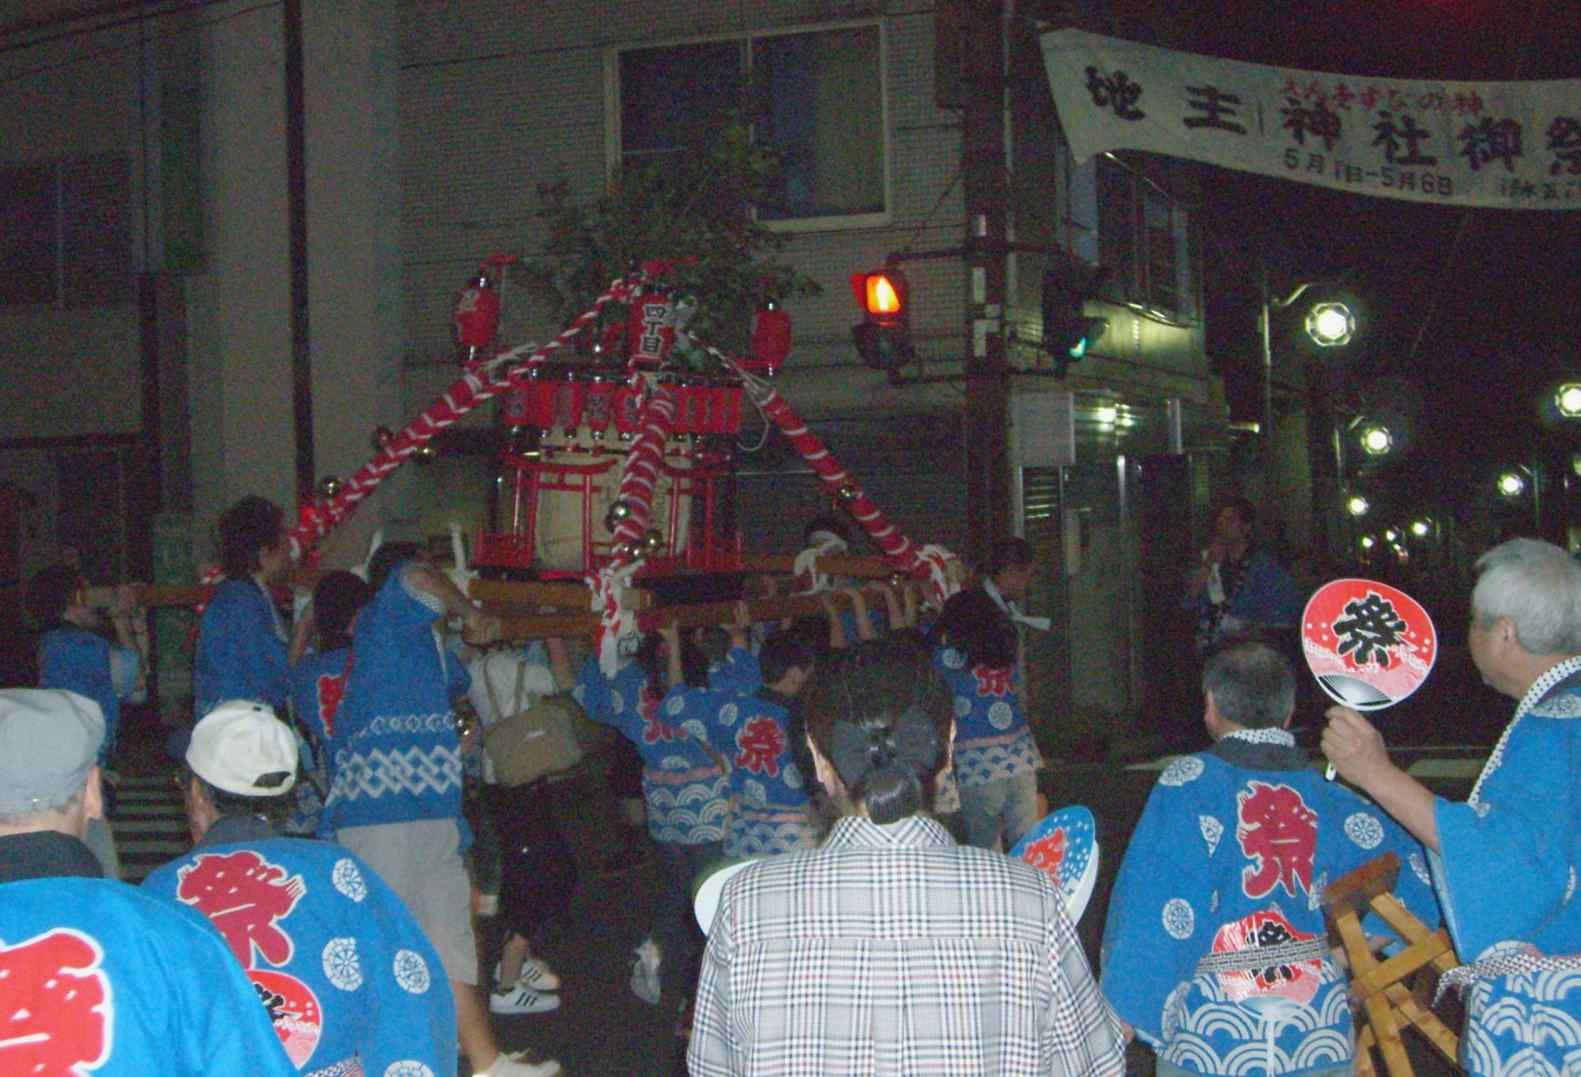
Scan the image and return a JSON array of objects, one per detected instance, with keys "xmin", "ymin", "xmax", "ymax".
[{"xmin": 0, "ymin": 0, "xmax": 1274, "ymax": 749}]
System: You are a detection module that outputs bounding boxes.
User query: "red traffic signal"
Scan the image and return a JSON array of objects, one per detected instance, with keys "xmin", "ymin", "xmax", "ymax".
[
  {"xmin": 851, "ymin": 268, "xmax": 909, "ymax": 326},
  {"xmin": 850, "ymin": 266, "xmax": 914, "ymax": 374}
]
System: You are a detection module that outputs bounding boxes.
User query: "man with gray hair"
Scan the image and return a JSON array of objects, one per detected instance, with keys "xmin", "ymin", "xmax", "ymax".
[
  {"xmin": 1104, "ymin": 642, "xmax": 1438, "ymax": 1075},
  {"xmin": 0, "ymin": 688, "xmax": 294, "ymax": 1075},
  {"xmin": 1325, "ymin": 537, "xmax": 1581, "ymax": 1074}
]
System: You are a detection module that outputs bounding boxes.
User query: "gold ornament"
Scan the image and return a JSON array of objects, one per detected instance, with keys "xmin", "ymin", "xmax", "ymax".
[
  {"xmin": 604, "ymin": 499, "xmax": 633, "ymax": 534},
  {"xmin": 837, "ymin": 485, "xmax": 860, "ymax": 504},
  {"xmin": 641, "ymin": 529, "xmax": 665, "ymax": 555},
  {"xmin": 317, "ymin": 475, "xmax": 342, "ymax": 499},
  {"xmin": 414, "ymin": 443, "xmax": 438, "ymax": 463}
]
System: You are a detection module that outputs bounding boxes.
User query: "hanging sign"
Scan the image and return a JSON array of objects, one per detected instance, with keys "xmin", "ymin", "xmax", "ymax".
[
  {"xmin": 1009, "ymin": 804, "xmax": 1100, "ymax": 924},
  {"xmin": 1041, "ymin": 28, "xmax": 1581, "ymax": 210},
  {"xmin": 1301, "ymin": 578, "xmax": 1437, "ymax": 711}
]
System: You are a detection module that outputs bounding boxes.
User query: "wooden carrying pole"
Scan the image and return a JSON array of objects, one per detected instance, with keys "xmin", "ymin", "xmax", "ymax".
[
  {"xmin": 108, "ymin": 551, "xmax": 909, "ymax": 614},
  {"xmin": 495, "ymin": 584, "xmax": 907, "ymax": 642}
]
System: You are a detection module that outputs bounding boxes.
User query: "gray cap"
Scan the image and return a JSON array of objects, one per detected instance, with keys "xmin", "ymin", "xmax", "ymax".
[{"xmin": 0, "ymin": 689, "xmax": 105, "ymax": 816}]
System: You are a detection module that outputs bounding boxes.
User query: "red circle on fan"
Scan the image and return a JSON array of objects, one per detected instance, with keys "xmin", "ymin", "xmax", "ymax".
[
  {"xmin": 1211, "ymin": 910, "xmax": 1324, "ymax": 1005},
  {"xmin": 249, "ymin": 968, "xmax": 323, "ymax": 1068},
  {"xmin": 1301, "ymin": 578, "xmax": 1437, "ymax": 711}
]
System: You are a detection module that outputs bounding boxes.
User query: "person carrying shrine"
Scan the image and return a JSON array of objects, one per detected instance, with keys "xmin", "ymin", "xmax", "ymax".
[
  {"xmin": 194, "ymin": 495, "xmax": 303, "ymax": 718},
  {"xmin": 1323, "ymin": 537, "xmax": 1581, "ymax": 1074}
]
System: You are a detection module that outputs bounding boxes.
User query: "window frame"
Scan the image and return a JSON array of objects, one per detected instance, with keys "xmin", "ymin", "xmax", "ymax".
[
  {"xmin": 604, "ymin": 18, "xmax": 893, "ymax": 233},
  {"xmin": 0, "ymin": 151, "xmax": 132, "ymax": 311},
  {"xmin": 1094, "ymin": 153, "xmax": 1197, "ymax": 326}
]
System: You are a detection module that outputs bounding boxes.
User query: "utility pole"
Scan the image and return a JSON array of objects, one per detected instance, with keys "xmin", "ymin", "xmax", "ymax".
[{"xmin": 960, "ymin": 0, "xmax": 1011, "ymax": 566}]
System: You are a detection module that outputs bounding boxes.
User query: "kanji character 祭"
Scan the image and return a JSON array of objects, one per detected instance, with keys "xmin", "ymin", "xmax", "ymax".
[
  {"xmin": 0, "ymin": 929, "xmax": 111, "ymax": 1075},
  {"xmin": 1332, "ymin": 591, "xmax": 1407, "ymax": 668},
  {"xmin": 973, "ymin": 665, "xmax": 1013, "ymax": 696},
  {"xmin": 176, "ymin": 851, "xmax": 306, "ymax": 967},
  {"xmin": 734, "ymin": 716, "xmax": 785, "ymax": 777},
  {"xmin": 1236, "ymin": 782, "xmax": 1317, "ymax": 898}
]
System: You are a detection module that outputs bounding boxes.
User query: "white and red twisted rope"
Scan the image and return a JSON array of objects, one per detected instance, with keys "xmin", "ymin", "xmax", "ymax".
[
  {"xmin": 288, "ymin": 276, "xmax": 639, "ymax": 558},
  {"xmin": 720, "ymin": 357, "xmax": 963, "ymax": 608},
  {"xmin": 607, "ymin": 385, "xmax": 678, "ymax": 561},
  {"xmin": 739, "ymin": 374, "xmax": 915, "ymax": 567}
]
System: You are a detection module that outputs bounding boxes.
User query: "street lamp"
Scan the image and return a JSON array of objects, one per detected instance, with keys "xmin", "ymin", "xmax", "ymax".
[
  {"xmin": 1498, "ymin": 470, "xmax": 1527, "ymax": 498},
  {"xmin": 1260, "ymin": 277, "xmax": 1357, "ymax": 562},
  {"xmin": 1410, "ymin": 518, "xmax": 1432, "ymax": 538},
  {"xmin": 1305, "ymin": 302, "xmax": 1356, "ymax": 347},
  {"xmin": 1359, "ymin": 423, "xmax": 1393, "ymax": 456},
  {"xmin": 1557, "ymin": 383, "xmax": 1581, "ymax": 418},
  {"xmin": 1346, "ymin": 494, "xmax": 1370, "ymax": 517}
]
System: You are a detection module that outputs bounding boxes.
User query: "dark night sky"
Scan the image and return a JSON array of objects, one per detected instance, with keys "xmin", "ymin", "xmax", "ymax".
[{"xmin": 1152, "ymin": 0, "xmax": 1581, "ymax": 462}]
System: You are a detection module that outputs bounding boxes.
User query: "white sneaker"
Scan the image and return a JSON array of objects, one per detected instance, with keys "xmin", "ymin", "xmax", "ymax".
[
  {"xmin": 476, "ymin": 1050, "xmax": 562, "ymax": 1076},
  {"xmin": 495, "ymin": 956, "xmax": 561, "ymax": 993},
  {"xmin": 630, "ymin": 938, "xmax": 662, "ymax": 1005},
  {"xmin": 489, "ymin": 984, "xmax": 561, "ymax": 1016}
]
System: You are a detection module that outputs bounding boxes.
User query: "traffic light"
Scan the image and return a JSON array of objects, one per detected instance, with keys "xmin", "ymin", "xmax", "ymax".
[
  {"xmin": 850, "ymin": 266, "xmax": 914, "ymax": 372},
  {"xmin": 1042, "ymin": 264, "xmax": 1108, "ymax": 378}
]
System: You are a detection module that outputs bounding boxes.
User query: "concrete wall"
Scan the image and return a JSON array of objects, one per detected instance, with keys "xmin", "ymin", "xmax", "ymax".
[{"xmin": 0, "ymin": 23, "xmax": 142, "ymax": 438}]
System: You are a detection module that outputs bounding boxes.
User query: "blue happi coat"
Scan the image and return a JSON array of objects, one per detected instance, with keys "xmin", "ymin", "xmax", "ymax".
[
  {"xmin": 0, "ymin": 876, "xmax": 296, "ymax": 1076},
  {"xmin": 143, "ymin": 824, "xmax": 456, "ymax": 1076},
  {"xmin": 195, "ymin": 577, "xmax": 292, "ymax": 718},
  {"xmin": 933, "ymin": 644, "xmax": 1038, "ymax": 788},
  {"xmin": 319, "ymin": 564, "xmax": 470, "ymax": 835},
  {"xmin": 574, "ymin": 656, "xmax": 729, "ymax": 845},
  {"xmin": 1432, "ymin": 657, "xmax": 1581, "ymax": 1076},
  {"xmin": 708, "ymin": 645, "xmax": 761, "ymax": 699},
  {"xmin": 667, "ymin": 684, "xmax": 817, "ymax": 857},
  {"xmin": 38, "ymin": 623, "xmax": 140, "ymax": 763},
  {"xmin": 1102, "ymin": 730, "xmax": 1440, "ymax": 1075}
]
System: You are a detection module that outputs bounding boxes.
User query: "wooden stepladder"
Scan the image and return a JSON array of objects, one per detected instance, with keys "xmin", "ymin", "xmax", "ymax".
[{"xmin": 1321, "ymin": 852, "xmax": 1462, "ymax": 1076}]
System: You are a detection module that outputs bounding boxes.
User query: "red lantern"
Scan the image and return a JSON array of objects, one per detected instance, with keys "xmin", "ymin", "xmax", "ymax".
[
  {"xmin": 747, "ymin": 298, "xmax": 791, "ymax": 374},
  {"xmin": 453, "ymin": 267, "xmax": 501, "ymax": 364}
]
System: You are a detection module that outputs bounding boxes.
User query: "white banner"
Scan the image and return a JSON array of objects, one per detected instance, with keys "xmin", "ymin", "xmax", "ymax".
[{"xmin": 1041, "ymin": 28, "xmax": 1581, "ymax": 210}]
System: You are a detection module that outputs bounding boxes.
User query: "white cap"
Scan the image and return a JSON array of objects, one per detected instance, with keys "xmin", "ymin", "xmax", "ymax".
[{"xmin": 186, "ymin": 700, "xmax": 298, "ymax": 797}]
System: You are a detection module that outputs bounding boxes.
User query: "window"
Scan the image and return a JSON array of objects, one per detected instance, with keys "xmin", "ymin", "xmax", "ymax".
[
  {"xmin": 1096, "ymin": 156, "xmax": 1194, "ymax": 320},
  {"xmin": 614, "ymin": 24, "xmax": 887, "ymax": 227},
  {"xmin": 0, "ymin": 153, "xmax": 131, "ymax": 309}
]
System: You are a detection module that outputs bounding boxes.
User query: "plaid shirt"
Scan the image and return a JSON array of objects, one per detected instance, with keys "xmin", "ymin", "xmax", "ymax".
[{"xmin": 688, "ymin": 815, "xmax": 1126, "ymax": 1076}]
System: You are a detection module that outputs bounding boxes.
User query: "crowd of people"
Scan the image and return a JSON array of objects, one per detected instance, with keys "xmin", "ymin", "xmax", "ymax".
[{"xmin": 4, "ymin": 491, "xmax": 1580, "ymax": 1076}]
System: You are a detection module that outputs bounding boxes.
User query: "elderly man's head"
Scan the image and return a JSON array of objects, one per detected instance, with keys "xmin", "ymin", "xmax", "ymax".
[
  {"xmin": 0, "ymin": 689, "xmax": 105, "ymax": 838},
  {"xmin": 1201, "ymin": 641, "xmax": 1295, "ymax": 737},
  {"xmin": 1469, "ymin": 539, "xmax": 1581, "ymax": 697}
]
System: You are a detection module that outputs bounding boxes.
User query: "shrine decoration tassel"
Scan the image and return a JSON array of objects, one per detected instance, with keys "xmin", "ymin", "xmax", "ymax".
[{"xmin": 287, "ymin": 276, "xmax": 639, "ymax": 559}]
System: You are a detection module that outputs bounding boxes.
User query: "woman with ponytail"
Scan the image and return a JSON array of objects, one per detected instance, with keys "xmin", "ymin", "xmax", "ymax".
[{"xmin": 687, "ymin": 635, "xmax": 1126, "ymax": 1077}]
